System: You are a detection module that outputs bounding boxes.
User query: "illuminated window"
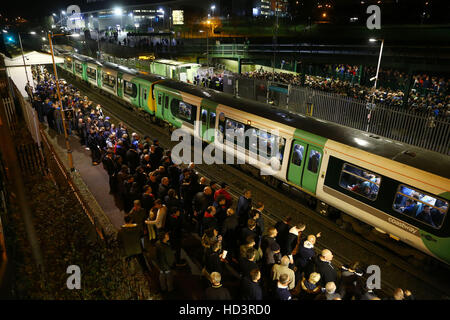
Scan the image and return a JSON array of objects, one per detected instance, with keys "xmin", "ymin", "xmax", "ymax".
[
  {"xmin": 393, "ymin": 185, "xmax": 448, "ymax": 229},
  {"xmin": 339, "ymin": 163, "xmax": 381, "ymax": 201}
]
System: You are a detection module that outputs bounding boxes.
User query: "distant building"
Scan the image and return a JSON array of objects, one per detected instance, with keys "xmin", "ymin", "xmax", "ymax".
[{"xmin": 254, "ymin": 0, "xmax": 289, "ymax": 18}]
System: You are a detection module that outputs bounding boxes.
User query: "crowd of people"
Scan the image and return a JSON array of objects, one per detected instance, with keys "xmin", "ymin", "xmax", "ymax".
[
  {"xmin": 29, "ymin": 67, "xmax": 416, "ymax": 301},
  {"xmin": 242, "ymin": 66, "xmax": 449, "ymax": 118}
]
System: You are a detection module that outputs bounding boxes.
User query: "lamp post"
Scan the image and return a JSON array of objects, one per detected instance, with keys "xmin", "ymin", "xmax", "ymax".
[
  {"xmin": 366, "ymin": 38, "xmax": 384, "ymax": 132},
  {"xmin": 273, "ymin": 1, "xmax": 279, "ymax": 78},
  {"xmin": 47, "ymin": 32, "xmax": 75, "ymax": 171}
]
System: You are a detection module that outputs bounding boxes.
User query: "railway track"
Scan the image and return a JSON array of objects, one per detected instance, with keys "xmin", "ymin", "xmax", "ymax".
[{"xmin": 58, "ymin": 68, "xmax": 450, "ymax": 299}]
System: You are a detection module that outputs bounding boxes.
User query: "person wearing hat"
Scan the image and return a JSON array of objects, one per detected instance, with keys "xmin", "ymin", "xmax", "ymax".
[{"xmin": 214, "ymin": 182, "xmax": 232, "ymax": 209}]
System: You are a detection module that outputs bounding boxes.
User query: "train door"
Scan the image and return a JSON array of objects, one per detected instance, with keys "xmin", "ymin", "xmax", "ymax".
[
  {"xmin": 117, "ymin": 72, "xmax": 123, "ymax": 97},
  {"xmin": 96, "ymin": 67, "xmax": 102, "ymax": 87},
  {"xmin": 301, "ymin": 146, "xmax": 323, "ymax": 194},
  {"xmin": 141, "ymin": 86, "xmax": 149, "ymax": 109},
  {"xmin": 287, "ymin": 140, "xmax": 307, "ymax": 186},
  {"xmin": 200, "ymin": 108, "xmax": 216, "ymax": 142},
  {"xmin": 163, "ymin": 94, "xmax": 170, "ymax": 119}
]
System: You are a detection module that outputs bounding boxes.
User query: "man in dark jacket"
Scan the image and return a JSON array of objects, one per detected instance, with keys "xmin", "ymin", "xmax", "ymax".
[
  {"xmin": 125, "ymin": 200, "xmax": 146, "ymax": 238},
  {"xmin": 221, "ymin": 208, "xmax": 239, "ymax": 259},
  {"xmin": 239, "ymin": 247, "xmax": 258, "ymax": 279},
  {"xmin": 275, "ymin": 216, "xmax": 292, "ymax": 251},
  {"xmin": 192, "ymin": 186, "xmax": 213, "ymax": 236},
  {"xmin": 274, "ymin": 274, "xmax": 292, "ymax": 300},
  {"xmin": 126, "ymin": 147, "xmax": 140, "ymax": 174},
  {"xmin": 87, "ymin": 129, "xmax": 101, "ymax": 165},
  {"xmin": 203, "ymin": 206, "xmax": 218, "ymax": 231},
  {"xmin": 236, "ymin": 190, "xmax": 252, "ymax": 227},
  {"xmin": 165, "ymin": 207, "xmax": 184, "ymax": 266},
  {"xmin": 241, "ymin": 268, "xmax": 263, "ymax": 300},
  {"xmin": 155, "ymin": 231, "xmax": 175, "ymax": 292},
  {"xmin": 314, "ymin": 249, "xmax": 337, "ymax": 287},
  {"xmin": 205, "ymin": 272, "xmax": 231, "ymax": 300},
  {"xmin": 102, "ymin": 151, "xmax": 118, "ymax": 193}
]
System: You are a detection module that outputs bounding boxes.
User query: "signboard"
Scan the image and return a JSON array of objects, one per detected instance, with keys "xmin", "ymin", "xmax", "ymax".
[{"xmin": 172, "ymin": 10, "xmax": 184, "ymax": 25}]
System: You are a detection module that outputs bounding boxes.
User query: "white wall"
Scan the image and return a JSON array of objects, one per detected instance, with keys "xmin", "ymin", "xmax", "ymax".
[{"xmin": 7, "ymin": 66, "xmax": 34, "ymax": 98}]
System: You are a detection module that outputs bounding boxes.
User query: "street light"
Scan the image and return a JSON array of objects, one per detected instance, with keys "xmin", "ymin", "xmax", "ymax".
[
  {"xmin": 366, "ymin": 38, "xmax": 384, "ymax": 132},
  {"xmin": 47, "ymin": 32, "xmax": 75, "ymax": 171}
]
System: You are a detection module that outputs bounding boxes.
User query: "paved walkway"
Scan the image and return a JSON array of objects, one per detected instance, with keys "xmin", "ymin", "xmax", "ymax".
[{"xmin": 43, "ymin": 125, "xmax": 125, "ymax": 229}]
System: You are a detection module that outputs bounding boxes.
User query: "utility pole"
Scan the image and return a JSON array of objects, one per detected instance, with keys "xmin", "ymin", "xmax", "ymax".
[
  {"xmin": 273, "ymin": 1, "xmax": 279, "ymax": 79},
  {"xmin": 48, "ymin": 33, "xmax": 75, "ymax": 171}
]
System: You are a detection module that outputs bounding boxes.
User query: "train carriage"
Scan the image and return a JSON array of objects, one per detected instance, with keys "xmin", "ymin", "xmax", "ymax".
[{"xmin": 55, "ymin": 52, "xmax": 450, "ymax": 264}]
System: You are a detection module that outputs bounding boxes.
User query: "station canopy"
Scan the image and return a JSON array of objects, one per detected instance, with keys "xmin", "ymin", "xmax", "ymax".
[{"xmin": 1, "ymin": 51, "xmax": 64, "ymax": 98}]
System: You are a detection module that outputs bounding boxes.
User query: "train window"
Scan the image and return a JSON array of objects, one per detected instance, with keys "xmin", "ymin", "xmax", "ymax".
[
  {"xmin": 87, "ymin": 67, "xmax": 96, "ymax": 80},
  {"xmin": 258, "ymin": 130, "xmax": 285, "ymax": 165},
  {"xmin": 217, "ymin": 112, "xmax": 225, "ymax": 141},
  {"xmin": 170, "ymin": 99, "xmax": 196, "ymax": 123},
  {"xmin": 201, "ymin": 109, "xmax": 207, "ymax": 124},
  {"xmin": 209, "ymin": 112, "xmax": 216, "ymax": 129},
  {"xmin": 225, "ymin": 118, "xmax": 245, "ymax": 145},
  {"xmin": 75, "ymin": 63, "xmax": 83, "ymax": 74},
  {"xmin": 158, "ymin": 93, "xmax": 162, "ymax": 105},
  {"xmin": 124, "ymin": 81, "xmax": 137, "ymax": 98},
  {"xmin": 339, "ymin": 163, "xmax": 381, "ymax": 201},
  {"xmin": 307, "ymin": 149, "xmax": 322, "ymax": 174},
  {"xmin": 393, "ymin": 185, "xmax": 448, "ymax": 229},
  {"xmin": 102, "ymin": 73, "xmax": 115, "ymax": 88},
  {"xmin": 65, "ymin": 59, "xmax": 72, "ymax": 69},
  {"xmin": 143, "ymin": 88, "xmax": 148, "ymax": 101},
  {"xmin": 291, "ymin": 144, "xmax": 305, "ymax": 166}
]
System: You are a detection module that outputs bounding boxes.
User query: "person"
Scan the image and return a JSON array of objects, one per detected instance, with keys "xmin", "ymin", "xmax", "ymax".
[
  {"xmin": 284, "ymin": 223, "xmax": 306, "ymax": 259},
  {"xmin": 298, "ymin": 272, "xmax": 322, "ymax": 300},
  {"xmin": 193, "ymin": 186, "xmax": 214, "ymax": 236},
  {"xmin": 102, "ymin": 151, "xmax": 118, "ymax": 193},
  {"xmin": 87, "ymin": 129, "xmax": 102, "ymax": 165},
  {"xmin": 338, "ymin": 262, "xmax": 364, "ymax": 300},
  {"xmin": 221, "ymin": 208, "xmax": 239, "ymax": 260},
  {"xmin": 295, "ymin": 234, "xmax": 317, "ymax": 277},
  {"xmin": 241, "ymin": 268, "xmax": 263, "ymax": 300},
  {"xmin": 213, "ymin": 195, "xmax": 228, "ymax": 230},
  {"xmin": 240, "ymin": 218, "xmax": 259, "ymax": 247},
  {"xmin": 125, "ymin": 200, "xmax": 146, "ymax": 240},
  {"xmin": 275, "ymin": 216, "xmax": 292, "ymax": 251},
  {"xmin": 155, "ymin": 231, "xmax": 175, "ymax": 293},
  {"xmin": 313, "ymin": 249, "xmax": 337, "ymax": 287},
  {"xmin": 239, "ymin": 247, "xmax": 258, "ymax": 279},
  {"xmin": 165, "ymin": 207, "xmax": 185, "ymax": 266},
  {"xmin": 204, "ymin": 240, "xmax": 225, "ymax": 277},
  {"xmin": 416, "ymin": 205, "xmax": 436, "ymax": 227},
  {"xmin": 389, "ymin": 288, "xmax": 415, "ymax": 300},
  {"xmin": 214, "ymin": 182, "xmax": 232, "ymax": 208},
  {"xmin": 236, "ymin": 190, "xmax": 252, "ymax": 227},
  {"xmin": 360, "ymin": 285, "xmax": 379, "ymax": 300},
  {"xmin": 274, "ymin": 274, "xmax": 292, "ymax": 300},
  {"xmin": 203, "ymin": 206, "xmax": 218, "ymax": 231},
  {"xmin": 205, "ymin": 272, "xmax": 231, "ymax": 300},
  {"xmin": 272, "ymin": 255, "xmax": 296, "ymax": 291},
  {"xmin": 239, "ymin": 235, "xmax": 262, "ymax": 262},
  {"xmin": 141, "ymin": 185, "xmax": 155, "ymax": 214},
  {"xmin": 145, "ymin": 199, "xmax": 167, "ymax": 236},
  {"xmin": 315, "ymin": 282, "xmax": 341, "ymax": 300}
]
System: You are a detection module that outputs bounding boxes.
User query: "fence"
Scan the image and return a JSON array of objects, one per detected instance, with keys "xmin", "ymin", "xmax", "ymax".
[{"xmin": 234, "ymin": 76, "xmax": 450, "ymax": 155}]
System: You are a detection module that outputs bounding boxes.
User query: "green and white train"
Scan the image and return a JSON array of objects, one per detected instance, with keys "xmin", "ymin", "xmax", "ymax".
[{"xmin": 60, "ymin": 52, "xmax": 450, "ymax": 264}]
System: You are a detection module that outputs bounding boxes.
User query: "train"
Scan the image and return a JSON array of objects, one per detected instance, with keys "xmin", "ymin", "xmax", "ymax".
[{"xmin": 57, "ymin": 51, "xmax": 450, "ymax": 265}]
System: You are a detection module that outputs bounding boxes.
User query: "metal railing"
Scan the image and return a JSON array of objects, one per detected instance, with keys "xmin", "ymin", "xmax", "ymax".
[{"xmin": 233, "ymin": 76, "xmax": 450, "ymax": 155}]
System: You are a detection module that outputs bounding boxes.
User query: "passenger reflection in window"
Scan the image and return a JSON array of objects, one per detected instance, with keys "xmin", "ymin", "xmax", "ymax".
[
  {"xmin": 292, "ymin": 144, "xmax": 304, "ymax": 166},
  {"xmin": 307, "ymin": 150, "xmax": 321, "ymax": 173},
  {"xmin": 393, "ymin": 185, "xmax": 448, "ymax": 228},
  {"xmin": 339, "ymin": 164, "xmax": 381, "ymax": 201}
]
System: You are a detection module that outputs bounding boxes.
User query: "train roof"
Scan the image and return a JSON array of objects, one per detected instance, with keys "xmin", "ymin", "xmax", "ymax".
[
  {"xmin": 68, "ymin": 53, "xmax": 164, "ymax": 82},
  {"xmin": 160, "ymin": 79, "xmax": 450, "ymax": 179}
]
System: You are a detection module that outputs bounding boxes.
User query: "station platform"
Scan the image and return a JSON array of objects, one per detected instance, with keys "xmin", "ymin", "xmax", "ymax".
[{"xmin": 40, "ymin": 124, "xmax": 241, "ymax": 300}]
